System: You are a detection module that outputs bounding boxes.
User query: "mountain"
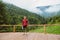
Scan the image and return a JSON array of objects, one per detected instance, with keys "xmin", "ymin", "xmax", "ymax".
[
  {"xmin": 37, "ymin": 6, "xmax": 50, "ymax": 11},
  {"xmin": 2, "ymin": 3, "xmax": 44, "ymax": 24},
  {"xmin": 36, "ymin": 4, "xmax": 60, "ymax": 18},
  {"xmin": 1, "ymin": 1, "xmax": 60, "ymax": 25}
]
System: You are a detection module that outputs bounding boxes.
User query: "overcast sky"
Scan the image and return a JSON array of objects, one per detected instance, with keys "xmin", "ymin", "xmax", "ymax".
[{"xmin": 3, "ymin": 0, "xmax": 60, "ymax": 13}]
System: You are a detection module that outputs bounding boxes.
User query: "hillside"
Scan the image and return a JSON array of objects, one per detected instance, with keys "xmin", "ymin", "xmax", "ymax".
[
  {"xmin": 3, "ymin": 3, "xmax": 44, "ymax": 24},
  {"xmin": 47, "ymin": 14, "xmax": 60, "ymax": 24},
  {"xmin": 1, "ymin": 1, "xmax": 60, "ymax": 25}
]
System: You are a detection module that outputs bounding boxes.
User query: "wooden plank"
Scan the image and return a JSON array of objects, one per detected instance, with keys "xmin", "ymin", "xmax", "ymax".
[
  {"xmin": 13, "ymin": 25, "xmax": 16, "ymax": 32},
  {"xmin": 44, "ymin": 24, "xmax": 46, "ymax": 34},
  {"xmin": 0, "ymin": 24, "xmax": 60, "ymax": 26}
]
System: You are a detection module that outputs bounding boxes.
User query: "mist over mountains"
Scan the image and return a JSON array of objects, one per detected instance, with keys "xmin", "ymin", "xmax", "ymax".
[{"xmin": 35, "ymin": 4, "xmax": 60, "ymax": 18}]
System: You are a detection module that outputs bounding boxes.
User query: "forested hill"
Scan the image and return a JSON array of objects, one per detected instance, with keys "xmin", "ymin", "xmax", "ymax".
[
  {"xmin": 0, "ymin": 1, "xmax": 44, "ymax": 25},
  {"xmin": 1, "ymin": 1, "xmax": 60, "ymax": 25}
]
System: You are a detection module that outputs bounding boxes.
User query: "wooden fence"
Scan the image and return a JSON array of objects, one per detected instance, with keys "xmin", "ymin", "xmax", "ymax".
[{"xmin": 0, "ymin": 24, "xmax": 60, "ymax": 34}]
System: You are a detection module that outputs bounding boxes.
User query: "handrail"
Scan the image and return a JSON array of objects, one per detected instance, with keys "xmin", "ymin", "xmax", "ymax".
[
  {"xmin": 0, "ymin": 24, "xmax": 60, "ymax": 26},
  {"xmin": 0, "ymin": 24, "xmax": 60, "ymax": 34}
]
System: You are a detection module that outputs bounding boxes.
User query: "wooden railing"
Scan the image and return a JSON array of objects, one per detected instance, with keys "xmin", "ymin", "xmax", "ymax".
[{"xmin": 0, "ymin": 24, "xmax": 60, "ymax": 34}]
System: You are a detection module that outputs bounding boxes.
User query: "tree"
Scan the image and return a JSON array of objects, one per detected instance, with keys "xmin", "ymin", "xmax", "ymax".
[{"xmin": 0, "ymin": 1, "xmax": 7, "ymax": 24}]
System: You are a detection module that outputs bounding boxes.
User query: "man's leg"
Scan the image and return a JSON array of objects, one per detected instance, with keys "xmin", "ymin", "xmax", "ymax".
[
  {"xmin": 23, "ymin": 27, "xmax": 26, "ymax": 35},
  {"xmin": 24, "ymin": 27, "xmax": 27, "ymax": 35}
]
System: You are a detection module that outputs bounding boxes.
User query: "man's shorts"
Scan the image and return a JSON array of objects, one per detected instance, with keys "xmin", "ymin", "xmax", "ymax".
[{"xmin": 22, "ymin": 26, "xmax": 27, "ymax": 30}]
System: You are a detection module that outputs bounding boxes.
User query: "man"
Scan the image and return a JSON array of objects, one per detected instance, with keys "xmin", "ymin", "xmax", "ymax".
[{"xmin": 22, "ymin": 16, "xmax": 28, "ymax": 35}]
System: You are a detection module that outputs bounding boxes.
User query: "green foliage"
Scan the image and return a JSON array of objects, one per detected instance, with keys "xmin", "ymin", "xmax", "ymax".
[
  {"xmin": 0, "ymin": 26, "xmax": 13, "ymax": 32},
  {"xmin": 0, "ymin": 3, "xmax": 44, "ymax": 25},
  {"xmin": 0, "ymin": 1, "xmax": 7, "ymax": 24},
  {"xmin": 46, "ymin": 13, "xmax": 60, "ymax": 24}
]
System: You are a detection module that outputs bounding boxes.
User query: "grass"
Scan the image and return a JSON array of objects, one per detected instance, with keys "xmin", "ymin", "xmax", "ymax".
[
  {"xmin": 29, "ymin": 26, "xmax": 44, "ymax": 33},
  {"xmin": 29, "ymin": 25, "xmax": 60, "ymax": 34},
  {"xmin": 46, "ymin": 25, "xmax": 60, "ymax": 34}
]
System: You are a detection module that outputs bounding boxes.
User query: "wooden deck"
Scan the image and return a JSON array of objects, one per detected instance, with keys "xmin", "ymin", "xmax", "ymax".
[{"xmin": 0, "ymin": 32, "xmax": 60, "ymax": 40}]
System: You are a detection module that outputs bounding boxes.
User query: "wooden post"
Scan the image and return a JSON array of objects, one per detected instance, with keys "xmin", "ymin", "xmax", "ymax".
[
  {"xmin": 13, "ymin": 25, "xmax": 16, "ymax": 32},
  {"xmin": 44, "ymin": 24, "xmax": 46, "ymax": 34}
]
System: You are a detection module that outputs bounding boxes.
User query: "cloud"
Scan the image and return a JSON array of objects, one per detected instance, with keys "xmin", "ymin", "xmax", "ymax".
[
  {"xmin": 3, "ymin": 0, "xmax": 60, "ymax": 12},
  {"xmin": 46, "ymin": 5, "xmax": 60, "ymax": 13}
]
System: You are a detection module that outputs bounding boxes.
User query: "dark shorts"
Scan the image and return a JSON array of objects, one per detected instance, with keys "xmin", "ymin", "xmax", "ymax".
[
  {"xmin": 22, "ymin": 26, "xmax": 27, "ymax": 32},
  {"xmin": 23, "ymin": 26, "xmax": 27, "ymax": 29},
  {"xmin": 23, "ymin": 25, "xmax": 27, "ymax": 27}
]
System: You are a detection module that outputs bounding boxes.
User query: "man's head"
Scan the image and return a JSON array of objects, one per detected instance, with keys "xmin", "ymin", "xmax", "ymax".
[{"xmin": 24, "ymin": 16, "xmax": 27, "ymax": 19}]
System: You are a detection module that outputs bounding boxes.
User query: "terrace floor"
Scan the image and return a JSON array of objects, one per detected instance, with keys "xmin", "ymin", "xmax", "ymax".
[{"xmin": 0, "ymin": 32, "xmax": 60, "ymax": 40}]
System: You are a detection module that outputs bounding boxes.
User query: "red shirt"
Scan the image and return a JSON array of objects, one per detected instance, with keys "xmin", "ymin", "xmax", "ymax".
[{"xmin": 22, "ymin": 19, "xmax": 28, "ymax": 26}]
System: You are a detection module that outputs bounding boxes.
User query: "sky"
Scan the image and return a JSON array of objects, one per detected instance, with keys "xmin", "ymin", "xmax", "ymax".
[{"xmin": 3, "ymin": 0, "xmax": 60, "ymax": 13}]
